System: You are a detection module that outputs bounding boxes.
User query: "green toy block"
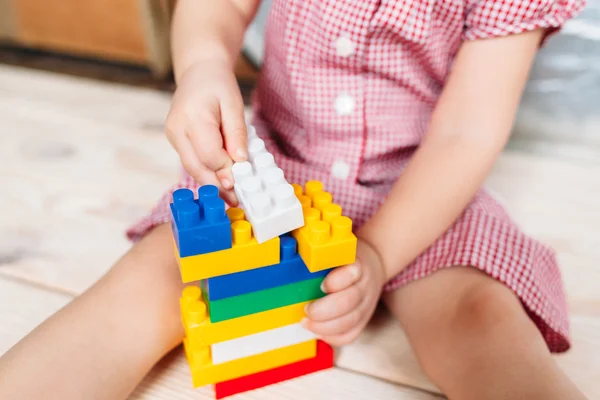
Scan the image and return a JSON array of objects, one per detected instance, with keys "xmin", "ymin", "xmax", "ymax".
[{"xmin": 202, "ymin": 277, "xmax": 326, "ymax": 322}]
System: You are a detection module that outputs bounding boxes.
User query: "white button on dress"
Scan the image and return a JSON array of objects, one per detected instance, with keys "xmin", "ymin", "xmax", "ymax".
[
  {"xmin": 335, "ymin": 36, "xmax": 356, "ymax": 57},
  {"xmin": 334, "ymin": 94, "xmax": 355, "ymax": 116},
  {"xmin": 331, "ymin": 160, "xmax": 350, "ymax": 180}
]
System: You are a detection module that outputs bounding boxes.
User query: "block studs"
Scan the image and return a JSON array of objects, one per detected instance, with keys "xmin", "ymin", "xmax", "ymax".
[
  {"xmin": 274, "ymin": 184, "xmax": 296, "ymax": 209},
  {"xmin": 182, "ymin": 285, "xmax": 202, "ymax": 303},
  {"xmin": 322, "ymin": 204, "xmax": 342, "ymax": 224},
  {"xmin": 189, "ymin": 344, "xmax": 211, "ymax": 366},
  {"xmin": 307, "ymin": 221, "xmax": 331, "ymax": 245},
  {"xmin": 226, "ymin": 207, "xmax": 245, "ymax": 222},
  {"xmin": 176, "ymin": 201, "xmax": 201, "ymax": 228},
  {"xmin": 292, "ymin": 183, "xmax": 303, "ymax": 198},
  {"xmin": 250, "ymin": 193, "xmax": 272, "ymax": 218},
  {"xmin": 248, "ymin": 138, "xmax": 266, "ymax": 159},
  {"xmin": 232, "ymin": 162, "xmax": 253, "ymax": 183},
  {"xmin": 312, "ymin": 192, "xmax": 332, "ymax": 211},
  {"xmin": 298, "ymin": 195, "xmax": 312, "ymax": 209},
  {"xmin": 173, "ymin": 188, "xmax": 194, "ymax": 205},
  {"xmin": 230, "ymin": 128, "xmax": 304, "ymax": 242},
  {"xmin": 263, "ymin": 167, "xmax": 286, "ymax": 188},
  {"xmin": 242, "ymin": 177, "xmax": 262, "ymax": 196},
  {"xmin": 280, "ymin": 236, "xmax": 297, "ymax": 260},
  {"xmin": 332, "ymin": 216, "xmax": 353, "ymax": 239},
  {"xmin": 254, "ymin": 153, "xmax": 276, "ymax": 172},
  {"xmin": 182, "ymin": 286, "xmax": 209, "ymax": 324},
  {"xmin": 204, "ymin": 198, "xmax": 226, "ymax": 223},
  {"xmin": 232, "ymin": 220, "xmax": 252, "ymax": 245},
  {"xmin": 305, "ymin": 180, "xmax": 323, "ymax": 198},
  {"xmin": 198, "ymin": 185, "xmax": 219, "ymax": 204},
  {"xmin": 304, "ymin": 208, "xmax": 321, "ymax": 225}
]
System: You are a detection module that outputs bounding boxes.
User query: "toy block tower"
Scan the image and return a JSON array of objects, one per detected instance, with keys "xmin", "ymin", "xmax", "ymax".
[{"xmin": 170, "ymin": 127, "xmax": 357, "ymax": 398}]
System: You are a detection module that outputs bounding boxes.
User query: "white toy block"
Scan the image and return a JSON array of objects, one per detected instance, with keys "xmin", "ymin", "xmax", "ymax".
[
  {"xmin": 210, "ymin": 323, "xmax": 316, "ymax": 365},
  {"xmin": 231, "ymin": 129, "xmax": 304, "ymax": 243}
]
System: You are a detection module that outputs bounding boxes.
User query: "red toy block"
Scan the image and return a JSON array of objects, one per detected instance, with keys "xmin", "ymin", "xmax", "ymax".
[{"xmin": 214, "ymin": 340, "xmax": 334, "ymax": 399}]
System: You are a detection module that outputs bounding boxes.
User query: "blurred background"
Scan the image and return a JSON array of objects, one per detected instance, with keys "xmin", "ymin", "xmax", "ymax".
[{"xmin": 0, "ymin": 0, "xmax": 597, "ymax": 153}]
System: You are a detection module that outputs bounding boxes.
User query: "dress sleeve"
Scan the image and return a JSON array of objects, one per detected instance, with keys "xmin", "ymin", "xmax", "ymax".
[{"xmin": 463, "ymin": 0, "xmax": 587, "ymax": 42}]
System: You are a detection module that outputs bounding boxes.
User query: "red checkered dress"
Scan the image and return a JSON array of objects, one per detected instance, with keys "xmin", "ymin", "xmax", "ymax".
[{"xmin": 128, "ymin": 0, "xmax": 586, "ymax": 352}]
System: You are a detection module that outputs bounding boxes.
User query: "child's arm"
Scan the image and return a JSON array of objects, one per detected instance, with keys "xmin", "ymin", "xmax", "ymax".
[
  {"xmin": 358, "ymin": 29, "xmax": 544, "ymax": 278},
  {"xmin": 304, "ymin": 29, "xmax": 545, "ymax": 345},
  {"xmin": 171, "ymin": 0, "xmax": 260, "ymax": 82},
  {"xmin": 167, "ymin": 0, "xmax": 262, "ymax": 204},
  {"xmin": 0, "ymin": 224, "xmax": 183, "ymax": 399}
]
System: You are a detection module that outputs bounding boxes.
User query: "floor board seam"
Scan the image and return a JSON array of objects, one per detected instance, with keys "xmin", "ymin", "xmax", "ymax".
[
  {"xmin": 334, "ymin": 365, "xmax": 445, "ymax": 398},
  {"xmin": 0, "ymin": 272, "xmax": 77, "ymax": 298}
]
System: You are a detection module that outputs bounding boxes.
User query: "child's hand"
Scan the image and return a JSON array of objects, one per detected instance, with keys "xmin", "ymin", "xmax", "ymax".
[
  {"xmin": 165, "ymin": 61, "xmax": 248, "ymax": 204},
  {"xmin": 302, "ymin": 239, "xmax": 386, "ymax": 346}
]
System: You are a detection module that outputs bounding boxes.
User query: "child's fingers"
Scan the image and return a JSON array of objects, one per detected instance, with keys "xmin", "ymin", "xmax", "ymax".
[
  {"xmin": 187, "ymin": 122, "xmax": 233, "ymax": 176},
  {"xmin": 305, "ymin": 285, "xmax": 361, "ymax": 322},
  {"xmin": 171, "ymin": 133, "xmax": 216, "ymax": 185},
  {"xmin": 301, "ymin": 309, "xmax": 362, "ymax": 337},
  {"xmin": 220, "ymin": 93, "xmax": 248, "ymax": 162},
  {"xmin": 168, "ymin": 131, "xmax": 237, "ymax": 203},
  {"xmin": 320, "ymin": 324, "xmax": 364, "ymax": 347},
  {"xmin": 321, "ymin": 263, "xmax": 361, "ymax": 294},
  {"xmin": 215, "ymin": 168, "xmax": 239, "ymax": 206}
]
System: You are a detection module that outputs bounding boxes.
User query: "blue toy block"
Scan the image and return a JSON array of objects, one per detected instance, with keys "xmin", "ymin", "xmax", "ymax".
[
  {"xmin": 204, "ymin": 236, "xmax": 331, "ymax": 301},
  {"xmin": 170, "ymin": 185, "xmax": 232, "ymax": 257}
]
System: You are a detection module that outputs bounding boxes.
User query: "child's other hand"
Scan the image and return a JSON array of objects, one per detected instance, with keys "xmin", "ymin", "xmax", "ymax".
[
  {"xmin": 302, "ymin": 239, "xmax": 386, "ymax": 346},
  {"xmin": 165, "ymin": 61, "xmax": 247, "ymax": 205}
]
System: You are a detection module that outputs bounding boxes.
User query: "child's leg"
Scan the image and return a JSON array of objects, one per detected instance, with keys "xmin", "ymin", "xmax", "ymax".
[
  {"xmin": 0, "ymin": 223, "xmax": 184, "ymax": 400},
  {"xmin": 383, "ymin": 266, "xmax": 586, "ymax": 400}
]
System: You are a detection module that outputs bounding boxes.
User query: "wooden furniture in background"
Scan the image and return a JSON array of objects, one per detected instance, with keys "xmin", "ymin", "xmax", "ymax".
[
  {"xmin": 0, "ymin": 0, "xmax": 259, "ymax": 82},
  {"xmin": 0, "ymin": 0, "xmax": 172, "ymax": 76}
]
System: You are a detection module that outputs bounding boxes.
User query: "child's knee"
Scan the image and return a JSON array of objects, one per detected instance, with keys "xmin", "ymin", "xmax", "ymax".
[{"xmin": 452, "ymin": 276, "xmax": 523, "ymax": 336}]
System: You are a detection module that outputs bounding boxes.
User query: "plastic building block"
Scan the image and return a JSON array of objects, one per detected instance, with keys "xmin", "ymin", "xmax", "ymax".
[
  {"xmin": 202, "ymin": 276, "xmax": 326, "ymax": 322},
  {"xmin": 184, "ymin": 337, "xmax": 316, "ymax": 388},
  {"xmin": 170, "ymin": 186, "xmax": 232, "ymax": 257},
  {"xmin": 180, "ymin": 286, "xmax": 309, "ymax": 346},
  {"xmin": 175, "ymin": 207, "xmax": 280, "ymax": 282},
  {"xmin": 214, "ymin": 340, "xmax": 334, "ymax": 399},
  {"xmin": 231, "ymin": 129, "xmax": 304, "ymax": 244},
  {"xmin": 292, "ymin": 181, "xmax": 357, "ymax": 272},
  {"xmin": 211, "ymin": 323, "xmax": 316, "ymax": 364},
  {"xmin": 204, "ymin": 236, "xmax": 331, "ymax": 301}
]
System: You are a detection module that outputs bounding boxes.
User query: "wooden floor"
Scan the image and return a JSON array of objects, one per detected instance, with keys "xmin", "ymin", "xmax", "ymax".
[{"xmin": 0, "ymin": 64, "xmax": 598, "ymax": 399}]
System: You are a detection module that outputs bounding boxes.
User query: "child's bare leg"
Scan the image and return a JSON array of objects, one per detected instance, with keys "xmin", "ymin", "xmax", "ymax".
[
  {"xmin": 0, "ymin": 223, "xmax": 183, "ymax": 400},
  {"xmin": 383, "ymin": 267, "xmax": 586, "ymax": 400}
]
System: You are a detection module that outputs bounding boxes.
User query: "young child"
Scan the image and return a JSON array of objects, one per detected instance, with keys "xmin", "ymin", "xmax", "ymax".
[{"xmin": 0, "ymin": 0, "xmax": 589, "ymax": 399}]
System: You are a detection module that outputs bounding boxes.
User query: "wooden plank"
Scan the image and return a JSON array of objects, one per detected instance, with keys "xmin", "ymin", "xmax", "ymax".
[
  {"xmin": 12, "ymin": 0, "xmax": 149, "ymax": 64},
  {"xmin": 0, "ymin": 64, "xmax": 173, "ymax": 128},
  {"xmin": 0, "ymin": 65, "xmax": 176, "ymax": 292}
]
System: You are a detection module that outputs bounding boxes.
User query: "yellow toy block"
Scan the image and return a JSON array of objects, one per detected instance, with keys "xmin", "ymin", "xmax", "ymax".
[
  {"xmin": 175, "ymin": 208, "xmax": 280, "ymax": 282},
  {"xmin": 293, "ymin": 181, "xmax": 357, "ymax": 272},
  {"xmin": 180, "ymin": 286, "xmax": 309, "ymax": 345},
  {"xmin": 184, "ymin": 338, "xmax": 317, "ymax": 387}
]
